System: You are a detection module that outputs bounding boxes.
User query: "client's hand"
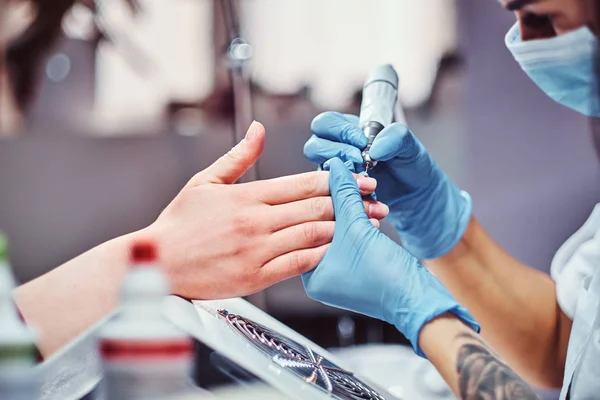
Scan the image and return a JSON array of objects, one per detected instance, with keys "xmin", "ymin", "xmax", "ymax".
[
  {"xmin": 302, "ymin": 158, "xmax": 479, "ymax": 356},
  {"xmin": 148, "ymin": 122, "xmax": 389, "ymax": 299}
]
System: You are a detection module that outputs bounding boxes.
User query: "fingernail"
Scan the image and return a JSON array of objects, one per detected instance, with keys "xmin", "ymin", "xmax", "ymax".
[
  {"xmin": 245, "ymin": 120, "xmax": 260, "ymax": 141},
  {"xmin": 357, "ymin": 176, "xmax": 376, "ymax": 190},
  {"xmin": 369, "ymin": 202, "xmax": 389, "ymax": 217},
  {"xmin": 379, "ymin": 202, "xmax": 389, "ymax": 216}
]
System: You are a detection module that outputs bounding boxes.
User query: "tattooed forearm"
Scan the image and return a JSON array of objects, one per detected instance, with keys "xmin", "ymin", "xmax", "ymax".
[{"xmin": 455, "ymin": 332, "xmax": 540, "ymax": 400}]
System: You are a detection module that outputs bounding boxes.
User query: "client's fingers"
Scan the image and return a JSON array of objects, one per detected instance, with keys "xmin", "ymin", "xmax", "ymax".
[
  {"xmin": 267, "ymin": 197, "xmax": 389, "ymax": 231},
  {"xmin": 263, "ymin": 222, "xmax": 334, "ymax": 261},
  {"xmin": 365, "ymin": 201, "xmax": 389, "ymax": 220},
  {"xmin": 251, "ymin": 171, "xmax": 377, "ymax": 205},
  {"xmin": 188, "ymin": 121, "xmax": 265, "ymax": 186},
  {"xmin": 260, "ymin": 244, "xmax": 330, "ymax": 286},
  {"xmin": 370, "ymin": 218, "xmax": 381, "ymax": 228}
]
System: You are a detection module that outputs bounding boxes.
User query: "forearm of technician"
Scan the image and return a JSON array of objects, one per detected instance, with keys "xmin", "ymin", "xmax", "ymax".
[{"xmin": 425, "ymin": 217, "xmax": 572, "ymax": 388}]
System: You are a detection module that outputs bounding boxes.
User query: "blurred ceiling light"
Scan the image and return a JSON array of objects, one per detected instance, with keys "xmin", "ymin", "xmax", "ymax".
[
  {"xmin": 62, "ymin": 3, "xmax": 96, "ymax": 41},
  {"xmin": 93, "ymin": 0, "xmax": 213, "ymax": 133},
  {"xmin": 46, "ymin": 53, "xmax": 71, "ymax": 82},
  {"xmin": 92, "ymin": 0, "xmax": 457, "ymax": 133}
]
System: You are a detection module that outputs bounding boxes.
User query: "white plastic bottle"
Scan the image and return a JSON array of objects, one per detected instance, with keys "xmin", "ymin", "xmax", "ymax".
[
  {"xmin": 98, "ymin": 240, "xmax": 194, "ymax": 400},
  {"xmin": 0, "ymin": 234, "xmax": 40, "ymax": 400}
]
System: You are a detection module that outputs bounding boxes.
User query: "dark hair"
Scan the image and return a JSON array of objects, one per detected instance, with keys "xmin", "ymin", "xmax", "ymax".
[{"xmin": 6, "ymin": 0, "xmax": 75, "ymax": 111}]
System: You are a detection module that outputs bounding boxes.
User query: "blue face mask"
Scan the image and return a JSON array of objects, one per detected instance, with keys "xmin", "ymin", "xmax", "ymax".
[{"xmin": 505, "ymin": 23, "xmax": 600, "ymax": 117}]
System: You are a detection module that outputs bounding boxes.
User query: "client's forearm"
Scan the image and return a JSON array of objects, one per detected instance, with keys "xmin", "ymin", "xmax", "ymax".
[
  {"xmin": 425, "ymin": 217, "xmax": 571, "ymax": 388},
  {"xmin": 420, "ymin": 314, "xmax": 540, "ymax": 400},
  {"xmin": 12, "ymin": 232, "xmax": 140, "ymax": 358}
]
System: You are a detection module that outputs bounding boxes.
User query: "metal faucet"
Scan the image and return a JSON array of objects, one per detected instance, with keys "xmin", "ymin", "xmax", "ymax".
[{"xmin": 219, "ymin": 0, "xmax": 258, "ymax": 183}]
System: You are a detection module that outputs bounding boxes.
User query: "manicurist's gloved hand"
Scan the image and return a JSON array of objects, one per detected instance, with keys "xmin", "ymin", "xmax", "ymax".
[
  {"xmin": 304, "ymin": 112, "xmax": 472, "ymax": 260},
  {"xmin": 302, "ymin": 158, "xmax": 479, "ymax": 356}
]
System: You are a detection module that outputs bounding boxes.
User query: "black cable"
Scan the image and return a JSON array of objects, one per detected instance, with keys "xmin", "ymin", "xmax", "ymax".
[{"xmin": 220, "ymin": 0, "xmax": 241, "ymax": 43}]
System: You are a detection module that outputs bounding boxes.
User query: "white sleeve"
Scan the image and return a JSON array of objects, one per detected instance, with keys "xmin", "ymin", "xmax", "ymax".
[{"xmin": 551, "ymin": 204, "xmax": 600, "ymax": 320}]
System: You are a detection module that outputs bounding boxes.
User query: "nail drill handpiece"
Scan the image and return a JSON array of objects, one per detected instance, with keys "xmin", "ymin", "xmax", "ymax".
[{"xmin": 358, "ymin": 65, "xmax": 399, "ymax": 176}]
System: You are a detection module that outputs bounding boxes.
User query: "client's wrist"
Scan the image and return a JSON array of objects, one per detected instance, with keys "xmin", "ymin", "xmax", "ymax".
[{"xmin": 136, "ymin": 222, "xmax": 181, "ymax": 290}]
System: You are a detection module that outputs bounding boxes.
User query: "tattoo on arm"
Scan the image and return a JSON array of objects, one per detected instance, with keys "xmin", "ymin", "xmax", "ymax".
[{"xmin": 455, "ymin": 332, "xmax": 540, "ymax": 400}]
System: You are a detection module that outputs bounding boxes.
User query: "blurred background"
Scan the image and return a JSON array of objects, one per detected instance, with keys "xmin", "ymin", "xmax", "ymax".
[{"xmin": 1, "ymin": 0, "xmax": 599, "ymax": 351}]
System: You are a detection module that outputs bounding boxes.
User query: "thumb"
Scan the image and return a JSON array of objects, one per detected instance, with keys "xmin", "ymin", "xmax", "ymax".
[
  {"xmin": 189, "ymin": 121, "xmax": 265, "ymax": 186},
  {"xmin": 369, "ymin": 123, "xmax": 422, "ymax": 162},
  {"xmin": 328, "ymin": 158, "xmax": 371, "ymax": 225}
]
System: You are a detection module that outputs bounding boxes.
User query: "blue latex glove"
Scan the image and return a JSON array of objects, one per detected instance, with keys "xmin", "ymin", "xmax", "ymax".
[
  {"xmin": 304, "ymin": 112, "xmax": 472, "ymax": 260},
  {"xmin": 302, "ymin": 158, "xmax": 479, "ymax": 356}
]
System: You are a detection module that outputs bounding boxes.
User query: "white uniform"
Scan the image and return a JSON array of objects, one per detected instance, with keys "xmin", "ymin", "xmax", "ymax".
[{"xmin": 551, "ymin": 205, "xmax": 600, "ymax": 399}]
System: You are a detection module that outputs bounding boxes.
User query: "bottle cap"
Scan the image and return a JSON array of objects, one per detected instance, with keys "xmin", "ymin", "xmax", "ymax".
[
  {"xmin": 0, "ymin": 233, "xmax": 7, "ymax": 261},
  {"xmin": 130, "ymin": 240, "xmax": 158, "ymax": 265}
]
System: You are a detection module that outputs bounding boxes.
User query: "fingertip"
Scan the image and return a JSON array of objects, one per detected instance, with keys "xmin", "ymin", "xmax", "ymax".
[
  {"xmin": 380, "ymin": 202, "xmax": 389, "ymax": 217},
  {"xmin": 367, "ymin": 201, "xmax": 389, "ymax": 219},
  {"xmin": 369, "ymin": 218, "xmax": 381, "ymax": 228},
  {"xmin": 188, "ymin": 122, "xmax": 264, "ymax": 186},
  {"xmin": 369, "ymin": 122, "xmax": 413, "ymax": 161},
  {"xmin": 356, "ymin": 175, "xmax": 377, "ymax": 192},
  {"xmin": 241, "ymin": 121, "xmax": 266, "ymax": 157},
  {"xmin": 245, "ymin": 120, "xmax": 266, "ymax": 141}
]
